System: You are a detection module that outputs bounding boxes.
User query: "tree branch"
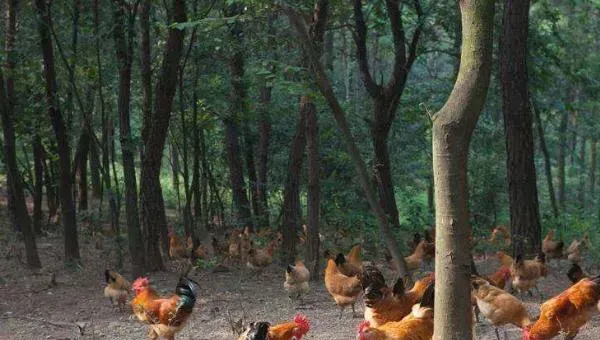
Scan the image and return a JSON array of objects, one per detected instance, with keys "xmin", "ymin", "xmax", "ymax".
[
  {"xmin": 309, "ymin": 0, "xmax": 329, "ymax": 46},
  {"xmin": 353, "ymin": 0, "xmax": 381, "ymax": 97},
  {"xmin": 405, "ymin": 0, "xmax": 424, "ymax": 71}
]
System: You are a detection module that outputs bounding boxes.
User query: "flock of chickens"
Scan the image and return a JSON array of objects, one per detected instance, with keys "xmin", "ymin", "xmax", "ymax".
[{"xmin": 102, "ymin": 225, "xmax": 600, "ymax": 340}]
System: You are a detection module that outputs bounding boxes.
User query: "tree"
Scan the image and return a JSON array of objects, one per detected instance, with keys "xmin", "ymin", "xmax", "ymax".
[
  {"xmin": 140, "ymin": 0, "xmax": 187, "ymax": 270},
  {"xmin": 305, "ymin": 95, "xmax": 321, "ymax": 279},
  {"xmin": 223, "ymin": 3, "xmax": 253, "ymax": 229},
  {"xmin": 501, "ymin": 0, "xmax": 541, "ymax": 257},
  {"xmin": 431, "ymin": 0, "xmax": 494, "ymax": 338},
  {"xmin": 353, "ymin": 0, "xmax": 422, "ymax": 228},
  {"xmin": 113, "ymin": 0, "xmax": 146, "ymax": 277},
  {"xmin": 532, "ymin": 101, "xmax": 559, "ymax": 218},
  {"xmin": 34, "ymin": 0, "xmax": 80, "ymax": 263},
  {"xmin": 1, "ymin": 0, "xmax": 41, "ymax": 268}
]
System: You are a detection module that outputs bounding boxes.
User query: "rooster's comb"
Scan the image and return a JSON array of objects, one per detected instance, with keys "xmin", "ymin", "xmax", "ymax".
[
  {"xmin": 133, "ymin": 277, "xmax": 149, "ymax": 289},
  {"xmin": 358, "ymin": 320, "xmax": 371, "ymax": 334},
  {"xmin": 293, "ymin": 314, "xmax": 310, "ymax": 338}
]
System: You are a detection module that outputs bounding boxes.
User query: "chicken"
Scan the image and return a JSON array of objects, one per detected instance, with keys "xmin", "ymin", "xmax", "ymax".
[
  {"xmin": 510, "ymin": 253, "xmax": 547, "ymax": 298},
  {"xmin": 404, "ymin": 240, "xmax": 435, "ymax": 272},
  {"xmin": 334, "ymin": 253, "xmax": 363, "ymax": 277},
  {"xmin": 357, "ymin": 283, "xmax": 435, "ymax": 340},
  {"xmin": 489, "ymin": 226, "xmax": 511, "ymax": 247},
  {"xmin": 131, "ymin": 276, "xmax": 200, "ymax": 340},
  {"xmin": 496, "ymin": 251, "xmax": 514, "ymax": 268},
  {"xmin": 239, "ymin": 314, "xmax": 310, "ymax": 340},
  {"xmin": 567, "ymin": 263, "xmax": 588, "ymax": 285},
  {"xmin": 361, "ymin": 265, "xmax": 434, "ymax": 327},
  {"xmin": 169, "ymin": 233, "xmax": 188, "ymax": 259},
  {"xmin": 486, "ymin": 266, "xmax": 511, "ymax": 290},
  {"xmin": 523, "ymin": 275, "xmax": 600, "ymax": 340},
  {"xmin": 185, "ymin": 236, "xmax": 206, "ymax": 259},
  {"xmin": 542, "ymin": 229, "xmax": 565, "ymax": 260},
  {"xmin": 324, "ymin": 258, "xmax": 362, "ymax": 318},
  {"xmin": 284, "ymin": 260, "xmax": 310, "ymax": 300},
  {"xmin": 347, "ymin": 243, "xmax": 363, "ymax": 268},
  {"xmin": 228, "ymin": 229, "xmax": 244, "ymax": 259},
  {"xmin": 566, "ymin": 239, "xmax": 587, "ymax": 263},
  {"xmin": 407, "ymin": 233, "xmax": 422, "ymax": 253},
  {"xmin": 246, "ymin": 239, "xmax": 279, "ymax": 270},
  {"xmin": 104, "ymin": 269, "xmax": 130, "ymax": 309},
  {"xmin": 471, "ymin": 276, "xmax": 531, "ymax": 340}
]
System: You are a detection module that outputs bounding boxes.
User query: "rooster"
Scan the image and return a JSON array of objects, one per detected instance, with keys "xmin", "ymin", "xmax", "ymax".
[
  {"xmin": 169, "ymin": 233, "xmax": 188, "ymax": 259},
  {"xmin": 104, "ymin": 269, "xmax": 130, "ymax": 310},
  {"xmin": 239, "ymin": 314, "xmax": 310, "ymax": 340},
  {"xmin": 471, "ymin": 276, "xmax": 531, "ymax": 340},
  {"xmin": 567, "ymin": 263, "xmax": 589, "ymax": 285},
  {"xmin": 130, "ymin": 276, "xmax": 199, "ymax": 339},
  {"xmin": 486, "ymin": 266, "xmax": 512, "ymax": 290},
  {"xmin": 357, "ymin": 283, "xmax": 434, "ymax": 340},
  {"xmin": 523, "ymin": 275, "xmax": 600, "ymax": 340},
  {"xmin": 361, "ymin": 265, "xmax": 434, "ymax": 327},
  {"xmin": 510, "ymin": 253, "xmax": 547, "ymax": 298},
  {"xmin": 284, "ymin": 260, "xmax": 310, "ymax": 300},
  {"xmin": 542, "ymin": 229, "xmax": 565, "ymax": 260},
  {"xmin": 324, "ymin": 258, "xmax": 362, "ymax": 318}
]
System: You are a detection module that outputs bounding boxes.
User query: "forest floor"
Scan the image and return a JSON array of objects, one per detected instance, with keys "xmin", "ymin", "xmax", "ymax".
[{"xmin": 2, "ymin": 231, "xmax": 600, "ymax": 340}]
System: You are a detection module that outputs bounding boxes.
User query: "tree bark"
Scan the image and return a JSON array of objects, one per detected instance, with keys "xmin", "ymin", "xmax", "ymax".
[
  {"xmin": 257, "ymin": 78, "xmax": 272, "ymax": 228},
  {"xmin": 243, "ymin": 124, "xmax": 260, "ymax": 223},
  {"xmin": 305, "ymin": 96, "xmax": 320, "ymax": 280},
  {"xmin": 590, "ymin": 139, "xmax": 597, "ymax": 202},
  {"xmin": 532, "ymin": 101, "xmax": 559, "ymax": 218},
  {"xmin": 224, "ymin": 3, "xmax": 252, "ymax": 229},
  {"xmin": 501, "ymin": 0, "xmax": 540, "ymax": 257},
  {"xmin": 35, "ymin": 0, "xmax": 80, "ymax": 263},
  {"xmin": 432, "ymin": 1, "xmax": 494, "ymax": 339},
  {"xmin": 557, "ymin": 110, "xmax": 568, "ymax": 208},
  {"xmin": 139, "ymin": 0, "xmax": 152, "ymax": 159},
  {"xmin": 2, "ymin": 0, "xmax": 41, "ymax": 267},
  {"xmin": 578, "ymin": 137, "xmax": 586, "ymax": 208},
  {"xmin": 113, "ymin": 0, "xmax": 146, "ymax": 276},
  {"xmin": 281, "ymin": 97, "xmax": 309, "ymax": 265},
  {"xmin": 282, "ymin": 3, "xmax": 411, "ymax": 281},
  {"xmin": 140, "ymin": 0, "xmax": 186, "ymax": 271}
]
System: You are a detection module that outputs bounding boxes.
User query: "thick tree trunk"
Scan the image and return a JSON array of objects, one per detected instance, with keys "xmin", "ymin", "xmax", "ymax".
[
  {"xmin": 113, "ymin": 0, "xmax": 146, "ymax": 277},
  {"xmin": 532, "ymin": 101, "xmax": 559, "ymax": 218},
  {"xmin": 224, "ymin": 3, "xmax": 252, "ymax": 229},
  {"xmin": 557, "ymin": 110, "xmax": 568, "ymax": 208},
  {"xmin": 578, "ymin": 137, "xmax": 586, "ymax": 208},
  {"xmin": 305, "ymin": 97, "xmax": 320, "ymax": 279},
  {"xmin": 501, "ymin": 0, "xmax": 540, "ymax": 257},
  {"xmin": 257, "ymin": 84, "xmax": 272, "ymax": 227},
  {"xmin": 140, "ymin": 0, "xmax": 186, "ymax": 271},
  {"xmin": 35, "ymin": 0, "xmax": 80, "ymax": 263},
  {"xmin": 139, "ymin": 0, "xmax": 152, "ymax": 159},
  {"xmin": 281, "ymin": 97, "xmax": 309, "ymax": 264},
  {"xmin": 432, "ymin": 1, "xmax": 494, "ymax": 339},
  {"xmin": 590, "ymin": 139, "xmax": 597, "ymax": 201},
  {"xmin": 1, "ymin": 0, "xmax": 41, "ymax": 267},
  {"xmin": 33, "ymin": 135, "xmax": 44, "ymax": 234},
  {"xmin": 283, "ymin": 2, "xmax": 411, "ymax": 281}
]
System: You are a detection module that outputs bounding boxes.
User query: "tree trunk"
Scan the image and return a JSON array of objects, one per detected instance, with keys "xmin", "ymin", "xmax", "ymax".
[
  {"xmin": 113, "ymin": 0, "xmax": 147, "ymax": 277},
  {"xmin": 35, "ymin": 0, "xmax": 80, "ymax": 263},
  {"xmin": 74, "ymin": 128, "xmax": 89, "ymax": 211},
  {"xmin": 305, "ymin": 97, "xmax": 320, "ymax": 280},
  {"xmin": 139, "ymin": 0, "xmax": 152, "ymax": 160},
  {"xmin": 532, "ymin": 101, "xmax": 559, "ymax": 218},
  {"xmin": 283, "ymin": 3, "xmax": 411, "ymax": 281},
  {"xmin": 557, "ymin": 110, "xmax": 568, "ymax": 208},
  {"xmin": 1, "ymin": 0, "xmax": 41, "ymax": 267},
  {"xmin": 89, "ymin": 138, "xmax": 102, "ymax": 198},
  {"xmin": 501, "ymin": 0, "xmax": 540, "ymax": 257},
  {"xmin": 257, "ymin": 83, "xmax": 272, "ymax": 228},
  {"xmin": 281, "ymin": 97, "xmax": 309, "ymax": 265},
  {"xmin": 243, "ymin": 124, "xmax": 261, "ymax": 223},
  {"xmin": 590, "ymin": 139, "xmax": 597, "ymax": 202},
  {"xmin": 140, "ymin": 0, "xmax": 186, "ymax": 271},
  {"xmin": 170, "ymin": 141, "xmax": 182, "ymax": 217},
  {"xmin": 578, "ymin": 137, "xmax": 586, "ymax": 208},
  {"xmin": 33, "ymin": 135, "xmax": 44, "ymax": 234},
  {"xmin": 432, "ymin": 1, "xmax": 494, "ymax": 339},
  {"xmin": 224, "ymin": 3, "xmax": 252, "ymax": 229},
  {"xmin": 43, "ymin": 148, "xmax": 59, "ymax": 220}
]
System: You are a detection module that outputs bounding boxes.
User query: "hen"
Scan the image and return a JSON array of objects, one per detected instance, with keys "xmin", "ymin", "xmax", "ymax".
[
  {"xmin": 238, "ymin": 314, "xmax": 310, "ymax": 340},
  {"xmin": 510, "ymin": 253, "xmax": 547, "ymax": 298},
  {"xmin": 567, "ymin": 263, "xmax": 589, "ymax": 285},
  {"xmin": 486, "ymin": 266, "xmax": 511, "ymax": 290},
  {"xmin": 471, "ymin": 276, "xmax": 531, "ymax": 340},
  {"xmin": 404, "ymin": 240, "xmax": 435, "ymax": 272},
  {"xmin": 489, "ymin": 226, "xmax": 511, "ymax": 248},
  {"xmin": 324, "ymin": 258, "xmax": 362, "ymax": 318},
  {"xmin": 246, "ymin": 239, "xmax": 279, "ymax": 271},
  {"xmin": 496, "ymin": 251, "xmax": 514, "ymax": 268},
  {"xmin": 169, "ymin": 233, "xmax": 188, "ymax": 259},
  {"xmin": 104, "ymin": 269, "xmax": 131, "ymax": 310},
  {"xmin": 131, "ymin": 276, "xmax": 199, "ymax": 340},
  {"xmin": 523, "ymin": 275, "xmax": 600, "ymax": 340},
  {"xmin": 357, "ymin": 283, "xmax": 435, "ymax": 340},
  {"xmin": 542, "ymin": 229, "xmax": 565, "ymax": 260},
  {"xmin": 284, "ymin": 259, "xmax": 310, "ymax": 300},
  {"xmin": 362, "ymin": 265, "xmax": 434, "ymax": 327}
]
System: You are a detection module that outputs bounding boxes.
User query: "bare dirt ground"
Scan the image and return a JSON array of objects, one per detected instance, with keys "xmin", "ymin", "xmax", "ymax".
[{"xmin": 1, "ymin": 231, "xmax": 600, "ymax": 340}]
